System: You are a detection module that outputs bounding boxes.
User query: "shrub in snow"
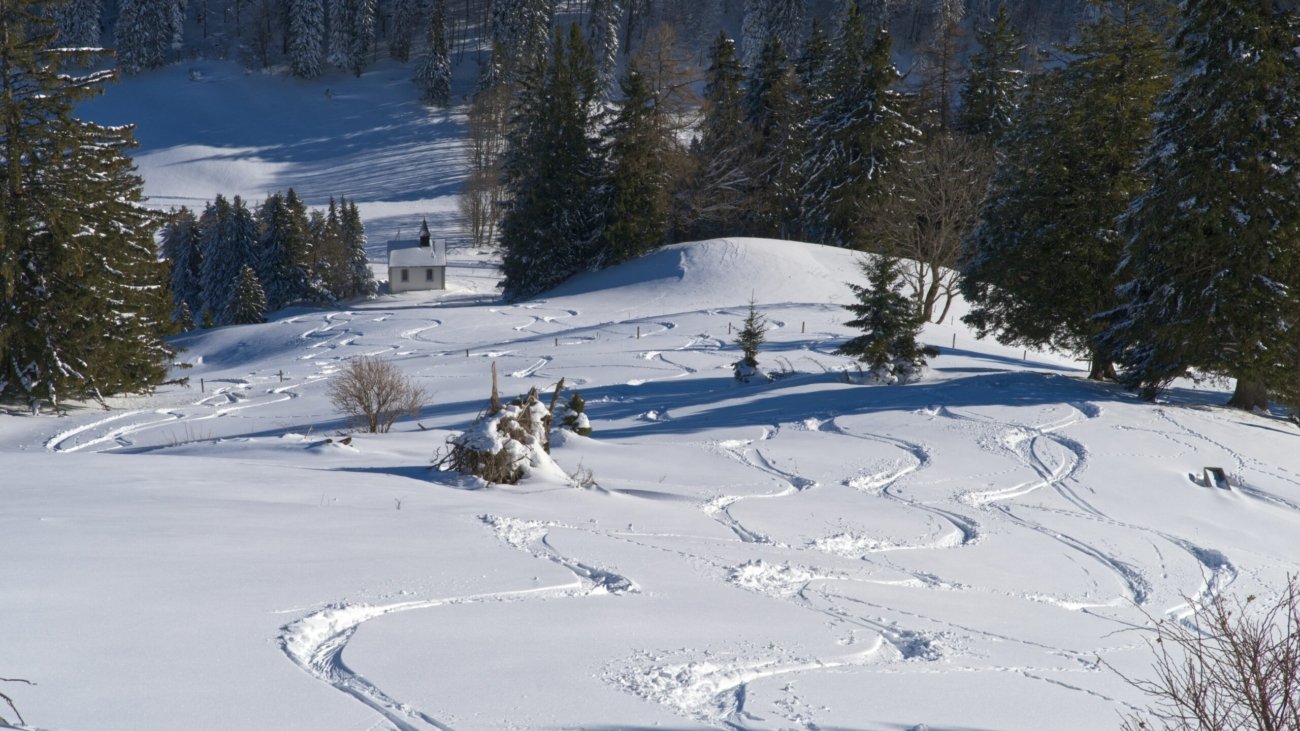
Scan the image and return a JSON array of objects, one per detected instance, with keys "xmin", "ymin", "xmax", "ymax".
[
  {"xmin": 557, "ymin": 390, "xmax": 592, "ymax": 436},
  {"xmin": 1116, "ymin": 575, "xmax": 1300, "ymax": 731},
  {"xmin": 445, "ymin": 366, "xmax": 562, "ymax": 485},
  {"xmin": 327, "ymin": 356, "xmax": 426, "ymax": 433}
]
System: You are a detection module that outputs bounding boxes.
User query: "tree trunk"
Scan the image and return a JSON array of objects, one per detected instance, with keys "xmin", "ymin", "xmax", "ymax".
[
  {"xmin": 1087, "ymin": 352, "xmax": 1117, "ymax": 381},
  {"xmin": 1227, "ymin": 378, "xmax": 1269, "ymax": 412}
]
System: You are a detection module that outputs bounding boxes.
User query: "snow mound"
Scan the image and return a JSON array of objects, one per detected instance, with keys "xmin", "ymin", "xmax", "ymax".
[{"xmin": 548, "ymin": 238, "xmax": 864, "ymax": 309}]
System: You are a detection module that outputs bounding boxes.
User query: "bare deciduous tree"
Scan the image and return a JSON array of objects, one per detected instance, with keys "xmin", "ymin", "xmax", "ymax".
[
  {"xmin": 1116, "ymin": 576, "xmax": 1300, "ymax": 731},
  {"xmin": 877, "ymin": 132, "xmax": 993, "ymax": 323},
  {"xmin": 327, "ymin": 356, "xmax": 427, "ymax": 433}
]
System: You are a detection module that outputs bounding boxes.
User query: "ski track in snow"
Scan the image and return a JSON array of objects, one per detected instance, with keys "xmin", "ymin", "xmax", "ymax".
[{"xmin": 279, "ymin": 515, "xmax": 638, "ymax": 731}]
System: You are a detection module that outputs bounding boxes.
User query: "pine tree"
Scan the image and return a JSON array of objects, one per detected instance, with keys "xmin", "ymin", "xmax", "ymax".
[
  {"xmin": 1099, "ymin": 0, "xmax": 1300, "ymax": 409},
  {"xmin": 314, "ymin": 197, "xmax": 350, "ymax": 299},
  {"xmin": 256, "ymin": 191, "xmax": 313, "ymax": 311},
  {"xmin": 586, "ymin": 0, "xmax": 621, "ymax": 92},
  {"xmin": 55, "ymin": 0, "xmax": 102, "ymax": 47},
  {"xmin": 685, "ymin": 31, "xmax": 747, "ymax": 239},
  {"xmin": 743, "ymin": 35, "xmax": 801, "ymax": 238},
  {"xmin": 388, "ymin": 0, "xmax": 420, "ymax": 62},
  {"xmin": 288, "ymin": 0, "xmax": 325, "ymax": 78},
  {"xmin": 960, "ymin": 0, "xmax": 1171, "ymax": 381},
  {"xmin": 916, "ymin": 1, "xmax": 967, "ymax": 133},
  {"xmin": 116, "ymin": 0, "xmax": 182, "ymax": 73},
  {"xmin": 491, "ymin": 0, "xmax": 554, "ymax": 81},
  {"xmin": 413, "ymin": 0, "xmax": 451, "ymax": 106},
  {"xmin": 1, "ymin": 4, "xmax": 172, "ymax": 404},
  {"xmin": 198, "ymin": 195, "xmax": 260, "ymax": 326},
  {"xmin": 837, "ymin": 252, "xmax": 929, "ymax": 383},
  {"xmin": 734, "ymin": 298, "xmax": 768, "ymax": 368},
  {"xmin": 498, "ymin": 24, "xmax": 604, "ymax": 300},
  {"xmin": 232, "ymin": 265, "xmax": 268, "ymax": 324},
  {"xmin": 162, "ymin": 208, "xmax": 203, "ymax": 325},
  {"xmin": 340, "ymin": 198, "xmax": 376, "ymax": 298},
  {"xmin": 800, "ymin": 9, "xmax": 916, "ymax": 248},
  {"xmin": 328, "ymin": 0, "xmax": 374, "ymax": 75},
  {"xmin": 741, "ymin": 0, "xmax": 803, "ymax": 70},
  {"xmin": 958, "ymin": 5, "xmax": 1025, "ymax": 143},
  {"xmin": 598, "ymin": 65, "xmax": 670, "ymax": 265},
  {"xmin": 560, "ymin": 390, "xmax": 591, "ymax": 436}
]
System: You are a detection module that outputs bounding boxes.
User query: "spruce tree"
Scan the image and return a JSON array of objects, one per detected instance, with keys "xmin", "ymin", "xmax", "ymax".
[
  {"xmin": 340, "ymin": 198, "xmax": 376, "ymax": 298},
  {"xmin": 199, "ymin": 195, "xmax": 260, "ymax": 326},
  {"xmin": 256, "ymin": 191, "xmax": 313, "ymax": 311},
  {"xmin": 800, "ymin": 9, "xmax": 915, "ymax": 248},
  {"xmin": 55, "ymin": 0, "xmax": 102, "ymax": 47},
  {"xmin": 162, "ymin": 208, "xmax": 203, "ymax": 325},
  {"xmin": 586, "ymin": 0, "xmax": 621, "ymax": 92},
  {"xmin": 232, "ymin": 265, "xmax": 268, "ymax": 324},
  {"xmin": 116, "ymin": 0, "xmax": 182, "ymax": 73},
  {"xmin": 491, "ymin": 0, "xmax": 554, "ymax": 81},
  {"xmin": 960, "ymin": 0, "xmax": 1171, "ymax": 381},
  {"xmin": 413, "ymin": 0, "xmax": 451, "ymax": 107},
  {"xmin": 735, "ymin": 298, "xmax": 768, "ymax": 368},
  {"xmin": 288, "ymin": 0, "xmax": 325, "ymax": 78},
  {"xmin": 1100, "ymin": 0, "xmax": 1300, "ymax": 408},
  {"xmin": 743, "ymin": 35, "xmax": 801, "ymax": 238},
  {"xmin": 686, "ymin": 31, "xmax": 747, "ymax": 239},
  {"xmin": 388, "ymin": 0, "xmax": 420, "ymax": 62},
  {"xmin": 1, "ymin": 3, "xmax": 171, "ymax": 404},
  {"xmin": 598, "ymin": 65, "xmax": 670, "ymax": 265},
  {"xmin": 958, "ymin": 5, "xmax": 1025, "ymax": 143},
  {"xmin": 498, "ymin": 24, "xmax": 603, "ymax": 300},
  {"xmin": 314, "ymin": 197, "xmax": 350, "ymax": 299},
  {"xmin": 838, "ymin": 252, "xmax": 929, "ymax": 384}
]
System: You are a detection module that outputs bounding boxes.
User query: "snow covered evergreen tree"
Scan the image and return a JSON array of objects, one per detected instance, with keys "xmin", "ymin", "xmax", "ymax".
[
  {"xmin": 741, "ymin": 0, "xmax": 803, "ymax": 70},
  {"xmin": 388, "ymin": 0, "xmax": 420, "ymax": 62},
  {"xmin": 288, "ymin": 0, "xmax": 325, "ymax": 78},
  {"xmin": 586, "ymin": 0, "xmax": 621, "ymax": 93},
  {"xmin": 162, "ymin": 208, "xmax": 203, "ymax": 325},
  {"xmin": 1, "ymin": 3, "xmax": 171, "ymax": 404},
  {"xmin": 55, "ymin": 0, "xmax": 102, "ymax": 47},
  {"xmin": 800, "ymin": 5, "xmax": 915, "ymax": 248},
  {"xmin": 327, "ymin": 0, "xmax": 374, "ymax": 75},
  {"xmin": 686, "ymin": 31, "xmax": 747, "ymax": 238},
  {"xmin": 198, "ymin": 195, "xmax": 260, "ymax": 326},
  {"xmin": 491, "ymin": 0, "xmax": 554, "ymax": 80},
  {"xmin": 1100, "ymin": 0, "xmax": 1300, "ymax": 409},
  {"xmin": 498, "ymin": 24, "xmax": 603, "ymax": 300},
  {"xmin": 958, "ymin": 5, "xmax": 1025, "ymax": 142},
  {"xmin": 743, "ymin": 35, "xmax": 801, "ymax": 238},
  {"xmin": 232, "ymin": 265, "xmax": 268, "ymax": 324},
  {"xmin": 116, "ymin": 0, "xmax": 182, "ymax": 73},
  {"xmin": 313, "ymin": 197, "xmax": 349, "ymax": 300},
  {"xmin": 340, "ymin": 198, "xmax": 376, "ymax": 298},
  {"xmin": 733, "ymin": 297, "xmax": 769, "ymax": 382},
  {"xmin": 598, "ymin": 65, "xmax": 670, "ymax": 266},
  {"xmin": 413, "ymin": 0, "xmax": 451, "ymax": 106},
  {"xmin": 837, "ymin": 252, "xmax": 929, "ymax": 384},
  {"xmin": 960, "ymin": 0, "xmax": 1170, "ymax": 381},
  {"xmin": 256, "ymin": 190, "xmax": 314, "ymax": 311}
]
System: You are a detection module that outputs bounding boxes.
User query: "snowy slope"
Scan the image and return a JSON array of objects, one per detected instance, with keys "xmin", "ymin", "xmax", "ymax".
[{"xmin": 2, "ymin": 66, "xmax": 1299, "ymax": 731}]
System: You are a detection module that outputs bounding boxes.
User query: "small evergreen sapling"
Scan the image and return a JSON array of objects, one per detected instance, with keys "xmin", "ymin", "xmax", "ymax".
[
  {"xmin": 560, "ymin": 390, "xmax": 592, "ymax": 436},
  {"xmin": 734, "ymin": 298, "xmax": 769, "ymax": 382},
  {"xmin": 837, "ymin": 252, "xmax": 933, "ymax": 384}
]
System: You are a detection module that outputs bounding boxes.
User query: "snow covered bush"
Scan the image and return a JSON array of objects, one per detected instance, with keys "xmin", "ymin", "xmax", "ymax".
[
  {"xmin": 445, "ymin": 366, "xmax": 563, "ymax": 485},
  {"xmin": 327, "ymin": 356, "xmax": 426, "ymax": 433}
]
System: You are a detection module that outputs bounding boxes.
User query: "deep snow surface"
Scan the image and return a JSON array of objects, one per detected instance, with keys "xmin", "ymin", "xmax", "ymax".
[{"xmin": 2, "ymin": 62, "xmax": 1300, "ymax": 731}]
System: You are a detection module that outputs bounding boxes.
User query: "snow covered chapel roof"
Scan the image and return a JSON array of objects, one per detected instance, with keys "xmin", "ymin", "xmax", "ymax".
[{"xmin": 387, "ymin": 238, "xmax": 446, "ymax": 268}]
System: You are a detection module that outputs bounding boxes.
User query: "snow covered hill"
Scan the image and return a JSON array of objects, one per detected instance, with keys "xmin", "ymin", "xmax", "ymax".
[
  {"xmin": 2, "ymin": 66, "xmax": 1299, "ymax": 731},
  {"xmin": 5, "ymin": 236, "xmax": 1300, "ymax": 731}
]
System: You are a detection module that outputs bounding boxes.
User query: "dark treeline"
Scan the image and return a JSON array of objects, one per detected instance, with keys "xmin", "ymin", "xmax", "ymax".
[
  {"xmin": 484, "ymin": 0, "xmax": 1300, "ymax": 417},
  {"xmin": 162, "ymin": 191, "xmax": 376, "ymax": 329}
]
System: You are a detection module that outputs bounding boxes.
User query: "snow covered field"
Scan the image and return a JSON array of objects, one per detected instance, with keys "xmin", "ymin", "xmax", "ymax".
[{"xmin": 3, "ymin": 63, "xmax": 1300, "ymax": 731}]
